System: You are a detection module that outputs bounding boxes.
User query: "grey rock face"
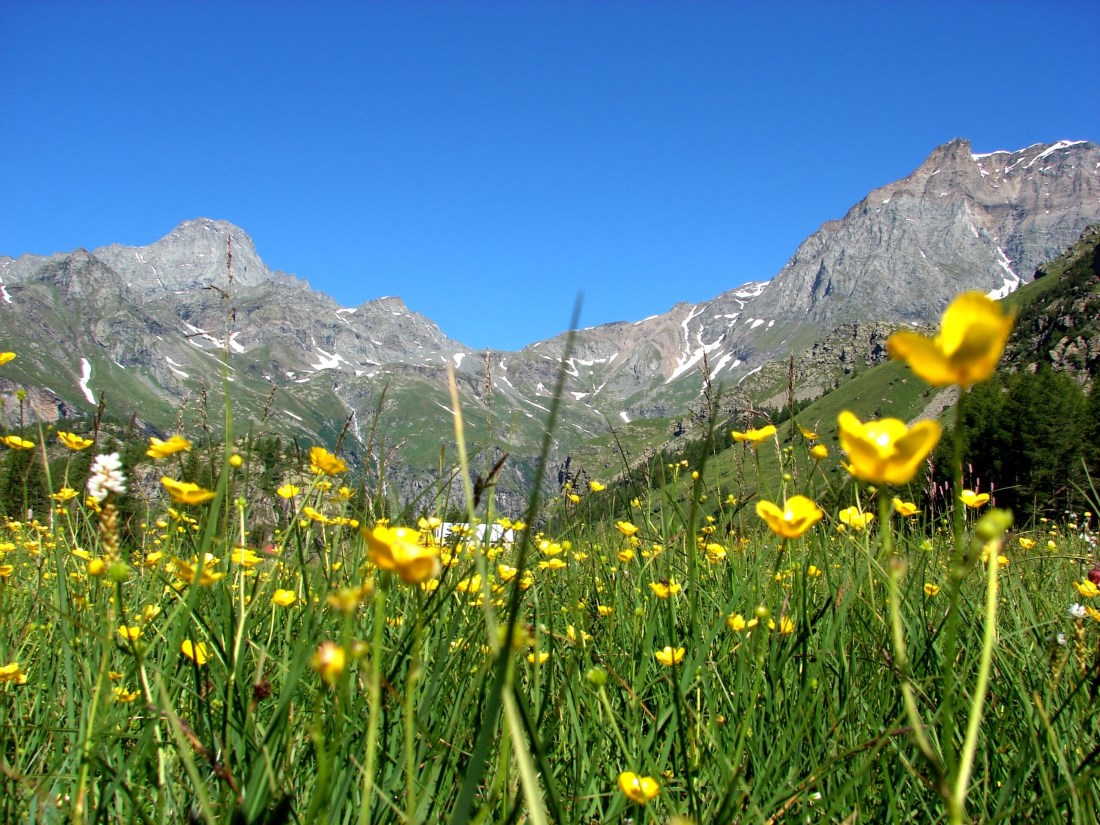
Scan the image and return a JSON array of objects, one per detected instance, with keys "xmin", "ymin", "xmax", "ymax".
[{"xmin": 0, "ymin": 139, "xmax": 1096, "ymax": 468}]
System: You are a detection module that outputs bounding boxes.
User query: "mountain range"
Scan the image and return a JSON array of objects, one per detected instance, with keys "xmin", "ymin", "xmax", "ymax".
[{"xmin": 2, "ymin": 138, "xmax": 1098, "ymax": 507}]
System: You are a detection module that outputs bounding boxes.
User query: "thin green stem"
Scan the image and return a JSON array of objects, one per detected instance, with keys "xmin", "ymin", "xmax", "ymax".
[{"xmin": 951, "ymin": 537, "xmax": 1001, "ymax": 821}]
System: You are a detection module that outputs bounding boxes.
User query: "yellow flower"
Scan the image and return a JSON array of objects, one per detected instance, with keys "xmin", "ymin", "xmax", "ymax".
[
  {"xmin": 811, "ymin": 444, "xmax": 829, "ymax": 460},
  {"xmin": 0, "ymin": 662, "xmax": 28, "ymax": 684},
  {"xmin": 272, "ymin": 588, "xmax": 297, "ymax": 606},
  {"xmin": 311, "ymin": 641, "xmax": 346, "ymax": 684},
  {"xmin": 50, "ymin": 487, "xmax": 79, "ymax": 502},
  {"xmin": 838, "ymin": 506, "xmax": 874, "ymax": 531},
  {"xmin": 526, "ymin": 651, "xmax": 550, "ymax": 665},
  {"xmin": 117, "ymin": 625, "xmax": 143, "ymax": 643},
  {"xmin": 732, "ymin": 424, "xmax": 777, "ymax": 445},
  {"xmin": 924, "ymin": 583, "xmax": 941, "ymax": 596},
  {"xmin": 364, "ymin": 525, "xmax": 441, "ymax": 584},
  {"xmin": 87, "ymin": 558, "xmax": 107, "ymax": 577},
  {"xmin": 567, "ymin": 492, "xmax": 581, "ymax": 503},
  {"xmin": 0, "ymin": 352, "xmax": 15, "ymax": 366},
  {"xmin": 616, "ymin": 520, "xmax": 639, "ymax": 537},
  {"xmin": 597, "ymin": 605, "xmax": 614, "ymax": 617},
  {"xmin": 181, "ymin": 640, "xmax": 210, "ymax": 666},
  {"xmin": 113, "ymin": 686, "xmax": 141, "ymax": 703},
  {"xmin": 1018, "ymin": 537, "xmax": 1036, "ymax": 550},
  {"xmin": 146, "ymin": 435, "xmax": 192, "ymax": 459},
  {"xmin": 566, "ymin": 625, "xmax": 592, "ymax": 645},
  {"xmin": 588, "ymin": 480, "xmax": 606, "ymax": 492},
  {"xmin": 617, "ymin": 548, "xmax": 635, "ymax": 563},
  {"xmin": 539, "ymin": 558, "xmax": 567, "ymax": 571},
  {"xmin": 654, "ymin": 646, "xmax": 685, "ymax": 666},
  {"xmin": 960, "ymin": 489, "xmax": 990, "ymax": 508},
  {"xmin": 302, "ymin": 506, "xmax": 331, "ymax": 524},
  {"xmin": 1074, "ymin": 580, "xmax": 1100, "ymax": 599},
  {"xmin": 836, "ymin": 410, "xmax": 941, "ymax": 485},
  {"xmin": 57, "ymin": 431, "xmax": 93, "ymax": 451},
  {"xmin": 231, "ymin": 547, "xmax": 264, "ymax": 568},
  {"xmin": 798, "ymin": 425, "xmax": 820, "ymax": 441},
  {"xmin": 161, "ymin": 477, "xmax": 216, "ymax": 505},
  {"xmin": 228, "ymin": 454, "xmax": 243, "ymax": 468},
  {"xmin": 617, "ymin": 771, "xmax": 660, "ymax": 804},
  {"xmin": 649, "ymin": 579, "xmax": 681, "ymax": 599},
  {"xmin": 309, "ymin": 446, "xmax": 348, "ymax": 475},
  {"xmin": 887, "ymin": 291, "xmax": 1015, "ymax": 388},
  {"xmin": 769, "ymin": 615, "xmax": 795, "ymax": 635},
  {"xmin": 171, "ymin": 556, "xmax": 227, "ymax": 587},
  {"xmin": 0, "ymin": 565, "xmax": 13, "ymax": 578},
  {"xmin": 276, "ymin": 483, "xmax": 300, "ymax": 499},
  {"xmin": 893, "ymin": 498, "xmax": 920, "ymax": 517},
  {"xmin": 755, "ymin": 495, "xmax": 824, "ymax": 538},
  {"xmin": 726, "ymin": 613, "xmax": 747, "ymax": 632},
  {"xmin": 2, "ymin": 435, "xmax": 35, "ymax": 450}
]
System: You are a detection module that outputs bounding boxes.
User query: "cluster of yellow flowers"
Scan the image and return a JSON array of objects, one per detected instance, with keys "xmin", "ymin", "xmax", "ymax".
[{"xmin": 753, "ymin": 292, "xmax": 1014, "ymax": 538}]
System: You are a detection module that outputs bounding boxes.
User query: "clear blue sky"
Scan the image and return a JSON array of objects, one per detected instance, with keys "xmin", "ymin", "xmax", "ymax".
[{"xmin": 2, "ymin": 1, "xmax": 1098, "ymax": 351}]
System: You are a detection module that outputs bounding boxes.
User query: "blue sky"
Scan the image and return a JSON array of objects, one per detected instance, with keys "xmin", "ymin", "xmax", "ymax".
[{"xmin": 2, "ymin": 1, "xmax": 1098, "ymax": 351}]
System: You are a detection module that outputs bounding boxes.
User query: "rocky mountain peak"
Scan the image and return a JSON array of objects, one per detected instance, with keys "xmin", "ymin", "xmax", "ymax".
[{"xmin": 93, "ymin": 218, "xmax": 279, "ymax": 298}]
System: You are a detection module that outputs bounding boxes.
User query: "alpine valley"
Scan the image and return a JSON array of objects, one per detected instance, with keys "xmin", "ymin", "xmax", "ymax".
[{"xmin": 2, "ymin": 138, "xmax": 1098, "ymax": 510}]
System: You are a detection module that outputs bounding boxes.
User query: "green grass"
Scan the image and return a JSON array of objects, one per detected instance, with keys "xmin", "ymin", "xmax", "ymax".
[{"xmin": 1, "ymin": 413, "xmax": 1098, "ymax": 824}]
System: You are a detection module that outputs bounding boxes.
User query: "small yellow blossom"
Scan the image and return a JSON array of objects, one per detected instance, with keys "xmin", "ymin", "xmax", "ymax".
[
  {"xmin": 924, "ymin": 583, "xmax": 941, "ymax": 596},
  {"xmin": 617, "ymin": 771, "xmax": 660, "ymax": 804},
  {"xmin": 837, "ymin": 411, "xmax": 941, "ymax": 486},
  {"xmin": 654, "ymin": 646, "xmax": 685, "ymax": 666},
  {"xmin": 113, "ymin": 686, "xmax": 141, "ymax": 703},
  {"xmin": 726, "ymin": 613, "xmax": 747, "ymax": 632},
  {"xmin": 0, "ymin": 662, "xmax": 28, "ymax": 684},
  {"xmin": 649, "ymin": 579, "xmax": 681, "ymax": 599},
  {"xmin": 2, "ymin": 435, "xmax": 35, "ymax": 450},
  {"xmin": 146, "ymin": 435, "xmax": 192, "ymax": 458},
  {"xmin": 731, "ymin": 424, "xmax": 777, "ymax": 446},
  {"xmin": 231, "ymin": 547, "xmax": 264, "ymax": 567},
  {"xmin": 1018, "ymin": 537, "xmax": 1036, "ymax": 550},
  {"xmin": 1074, "ymin": 580, "xmax": 1100, "ymax": 599},
  {"xmin": 49, "ymin": 487, "xmax": 79, "ymax": 502},
  {"xmin": 58, "ymin": 431, "xmax": 94, "ymax": 451},
  {"xmin": 181, "ymin": 640, "xmax": 210, "ymax": 666},
  {"xmin": 811, "ymin": 444, "xmax": 829, "ymax": 460},
  {"xmin": 769, "ymin": 615, "xmax": 795, "ymax": 635},
  {"xmin": 311, "ymin": 641, "xmax": 345, "ymax": 684},
  {"xmin": 228, "ymin": 454, "xmax": 243, "ymax": 468},
  {"xmin": 960, "ymin": 490, "xmax": 990, "ymax": 508},
  {"xmin": 756, "ymin": 495, "xmax": 824, "ymax": 538},
  {"xmin": 310, "ymin": 446, "xmax": 348, "ymax": 475},
  {"xmin": 887, "ymin": 291, "xmax": 1015, "ymax": 388},
  {"xmin": 0, "ymin": 352, "xmax": 15, "ymax": 366},
  {"xmin": 588, "ymin": 480, "xmax": 606, "ymax": 492},
  {"xmin": 838, "ymin": 506, "xmax": 875, "ymax": 531},
  {"xmin": 272, "ymin": 588, "xmax": 296, "ymax": 606},
  {"xmin": 274, "ymin": 484, "xmax": 300, "ymax": 501},
  {"xmin": 616, "ymin": 520, "xmax": 639, "ymax": 537},
  {"xmin": 526, "ymin": 651, "xmax": 550, "ymax": 665},
  {"xmin": 117, "ymin": 625, "xmax": 143, "ymax": 643},
  {"xmin": 365, "ymin": 525, "xmax": 440, "ymax": 584},
  {"xmin": 161, "ymin": 477, "xmax": 216, "ymax": 505},
  {"xmin": 893, "ymin": 498, "xmax": 920, "ymax": 517}
]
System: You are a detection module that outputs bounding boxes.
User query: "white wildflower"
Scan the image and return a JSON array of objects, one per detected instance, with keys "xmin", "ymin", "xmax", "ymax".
[
  {"xmin": 87, "ymin": 452, "xmax": 127, "ymax": 502},
  {"xmin": 1070, "ymin": 603, "xmax": 1087, "ymax": 620}
]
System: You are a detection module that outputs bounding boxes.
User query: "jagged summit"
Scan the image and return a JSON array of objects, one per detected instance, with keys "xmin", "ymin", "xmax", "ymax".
[{"xmin": 1, "ymin": 138, "xmax": 1098, "ymax": 460}]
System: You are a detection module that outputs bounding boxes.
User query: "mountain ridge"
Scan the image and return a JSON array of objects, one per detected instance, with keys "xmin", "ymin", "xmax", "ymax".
[{"xmin": 2, "ymin": 137, "xmax": 1098, "ymax": 509}]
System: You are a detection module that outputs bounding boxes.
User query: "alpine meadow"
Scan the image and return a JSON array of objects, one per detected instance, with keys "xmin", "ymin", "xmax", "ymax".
[{"xmin": 2, "ymin": 138, "xmax": 1100, "ymax": 825}]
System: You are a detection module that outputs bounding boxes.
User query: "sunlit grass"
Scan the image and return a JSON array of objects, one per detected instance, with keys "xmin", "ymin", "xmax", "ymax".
[{"xmin": 1, "ymin": 292, "xmax": 1099, "ymax": 825}]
